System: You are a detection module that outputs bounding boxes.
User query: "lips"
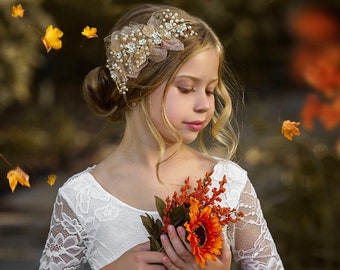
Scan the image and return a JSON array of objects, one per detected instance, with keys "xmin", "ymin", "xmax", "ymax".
[{"xmin": 184, "ymin": 121, "xmax": 204, "ymax": 131}]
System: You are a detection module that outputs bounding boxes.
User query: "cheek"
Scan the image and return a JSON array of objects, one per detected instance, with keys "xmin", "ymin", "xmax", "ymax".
[
  {"xmin": 164, "ymin": 102, "xmax": 183, "ymax": 124},
  {"xmin": 163, "ymin": 90, "xmax": 185, "ymax": 123},
  {"xmin": 208, "ymin": 98, "xmax": 216, "ymax": 118}
]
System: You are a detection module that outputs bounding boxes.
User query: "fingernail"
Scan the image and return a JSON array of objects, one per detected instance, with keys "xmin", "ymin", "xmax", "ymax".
[
  {"xmin": 167, "ymin": 225, "xmax": 174, "ymax": 233},
  {"xmin": 177, "ymin": 226, "xmax": 186, "ymax": 236},
  {"xmin": 163, "ymin": 256, "xmax": 170, "ymax": 265}
]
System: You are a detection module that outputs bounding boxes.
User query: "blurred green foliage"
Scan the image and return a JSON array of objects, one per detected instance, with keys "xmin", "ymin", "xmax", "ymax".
[{"xmin": 268, "ymin": 145, "xmax": 340, "ymax": 269}]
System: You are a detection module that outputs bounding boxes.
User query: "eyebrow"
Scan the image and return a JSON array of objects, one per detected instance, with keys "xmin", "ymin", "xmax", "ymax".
[{"xmin": 175, "ymin": 75, "xmax": 219, "ymax": 85}]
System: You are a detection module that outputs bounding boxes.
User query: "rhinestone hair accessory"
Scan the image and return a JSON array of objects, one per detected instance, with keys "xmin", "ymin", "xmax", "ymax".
[{"xmin": 104, "ymin": 9, "xmax": 196, "ymax": 95}]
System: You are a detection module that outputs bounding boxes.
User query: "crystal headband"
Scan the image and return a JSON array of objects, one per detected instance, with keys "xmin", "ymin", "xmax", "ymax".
[{"xmin": 104, "ymin": 9, "xmax": 197, "ymax": 95}]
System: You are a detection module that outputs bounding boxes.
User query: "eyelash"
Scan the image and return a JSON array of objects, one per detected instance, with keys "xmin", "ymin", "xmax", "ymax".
[
  {"xmin": 206, "ymin": 90, "xmax": 215, "ymax": 96},
  {"xmin": 178, "ymin": 87, "xmax": 194, "ymax": 93},
  {"xmin": 178, "ymin": 87, "xmax": 215, "ymax": 96}
]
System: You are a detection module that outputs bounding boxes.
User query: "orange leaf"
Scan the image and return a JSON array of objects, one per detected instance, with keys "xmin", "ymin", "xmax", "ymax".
[
  {"xmin": 11, "ymin": 4, "xmax": 25, "ymax": 18},
  {"xmin": 42, "ymin": 25, "xmax": 63, "ymax": 52},
  {"xmin": 282, "ymin": 120, "xmax": 301, "ymax": 141},
  {"xmin": 81, "ymin": 26, "xmax": 98, "ymax": 39},
  {"xmin": 47, "ymin": 174, "xmax": 57, "ymax": 186},
  {"xmin": 6, "ymin": 166, "xmax": 30, "ymax": 192}
]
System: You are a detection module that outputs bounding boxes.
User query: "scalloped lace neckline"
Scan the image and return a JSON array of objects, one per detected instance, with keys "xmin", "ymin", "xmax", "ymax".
[{"xmin": 85, "ymin": 160, "xmax": 224, "ymax": 214}]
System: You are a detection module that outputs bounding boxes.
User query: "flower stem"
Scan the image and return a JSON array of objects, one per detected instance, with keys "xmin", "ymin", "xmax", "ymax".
[
  {"xmin": 27, "ymin": 24, "xmax": 43, "ymax": 36},
  {"xmin": 0, "ymin": 153, "xmax": 13, "ymax": 168}
]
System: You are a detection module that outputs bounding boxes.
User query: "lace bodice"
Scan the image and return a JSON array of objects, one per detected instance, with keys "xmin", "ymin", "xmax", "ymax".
[{"xmin": 39, "ymin": 160, "xmax": 284, "ymax": 269}]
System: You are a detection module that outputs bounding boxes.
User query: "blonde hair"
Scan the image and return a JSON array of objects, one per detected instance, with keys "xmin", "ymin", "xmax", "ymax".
[{"xmin": 83, "ymin": 4, "xmax": 240, "ymax": 163}]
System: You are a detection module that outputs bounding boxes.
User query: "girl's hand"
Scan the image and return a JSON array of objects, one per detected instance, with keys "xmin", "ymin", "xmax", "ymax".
[
  {"xmin": 101, "ymin": 242, "xmax": 167, "ymax": 270},
  {"xmin": 202, "ymin": 238, "xmax": 232, "ymax": 270},
  {"xmin": 160, "ymin": 225, "xmax": 231, "ymax": 270}
]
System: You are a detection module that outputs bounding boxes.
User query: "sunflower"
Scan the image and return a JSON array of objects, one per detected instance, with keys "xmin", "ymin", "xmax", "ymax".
[{"xmin": 184, "ymin": 197, "xmax": 223, "ymax": 268}]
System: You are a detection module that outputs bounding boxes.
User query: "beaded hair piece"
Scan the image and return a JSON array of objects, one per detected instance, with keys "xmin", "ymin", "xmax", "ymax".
[{"xmin": 104, "ymin": 9, "xmax": 197, "ymax": 95}]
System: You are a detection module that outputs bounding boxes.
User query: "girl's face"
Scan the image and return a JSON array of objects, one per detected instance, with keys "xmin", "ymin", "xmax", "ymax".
[{"xmin": 149, "ymin": 47, "xmax": 219, "ymax": 144}]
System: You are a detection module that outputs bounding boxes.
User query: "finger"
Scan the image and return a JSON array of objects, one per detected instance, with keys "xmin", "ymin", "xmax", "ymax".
[
  {"xmin": 129, "ymin": 242, "xmax": 168, "ymax": 265},
  {"xmin": 136, "ymin": 250, "xmax": 168, "ymax": 265},
  {"xmin": 149, "ymin": 267, "xmax": 166, "ymax": 270},
  {"xmin": 168, "ymin": 226, "xmax": 193, "ymax": 261},
  {"xmin": 160, "ymin": 233, "xmax": 178, "ymax": 259},
  {"xmin": 161, "ymin": 233, "xmax": 187, "ymax": 268},
  {"xmin": 131, "ymin": 241, "xmax": 150, "ymax": 251},
  {"xmin": 146, "ymin": 252, "xmax": 169, "ymax": 264},
  {"xmin": 164, "ymin": 225, "xmax": 194, "ymax": 263},
  {"xmin": 162, "ymin": 255, "xmax": 180, "ymax": 270},
  {"xmin": 219, "ymin": 238, "xmax": 232, "ymax": 265},
  {"xmin": 176, "ymin": 226, "xmax": 192, "ymax": 252}
]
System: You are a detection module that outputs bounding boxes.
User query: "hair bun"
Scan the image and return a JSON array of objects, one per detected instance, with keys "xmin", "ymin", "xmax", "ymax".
[{"xmin": 83, "ymin": 66, "xmax": 125, "ymax": 121}]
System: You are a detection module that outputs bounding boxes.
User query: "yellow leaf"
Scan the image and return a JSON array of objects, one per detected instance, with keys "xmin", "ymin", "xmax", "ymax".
[
  {"xmin": 7, "ymin": 166, "xmax": 30, "ymax": 192},
  {"xmin": 41, "ymin": 25, "xmax": 63, "ymax": 53},
  {"xmin": 11, "ymin": 4, "xmax": 25, "ymax": 18},
  {"xmin": 47, "ymin": 174, "xmax": 57, "ymax": 186},
  {"xmin": 81, "ymin": 26, "xmax": 98, "ymax": 39},
  {"xmin": 281, "ymin": 120, "xmax": 301, "ymax": 141}
]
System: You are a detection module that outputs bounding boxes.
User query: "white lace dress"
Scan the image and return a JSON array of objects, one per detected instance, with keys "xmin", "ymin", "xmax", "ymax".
[{"xmin": 39, "ymin": 160, "xmax": 284, "ymax": 269}]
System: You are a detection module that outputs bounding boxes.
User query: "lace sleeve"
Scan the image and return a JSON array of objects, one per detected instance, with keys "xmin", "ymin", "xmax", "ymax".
[
  {"xmin": 39, "ymin": 192, "xmax": 88, "ymax": 269},
  {"xmin": 228, "ymin": 179, "xmax": 284, "ymax": 269}
]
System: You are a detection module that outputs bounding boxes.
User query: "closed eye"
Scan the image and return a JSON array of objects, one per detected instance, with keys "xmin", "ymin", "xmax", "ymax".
[
  {"xmin": 178, "ymin": 86, "xmax": 195, "ymax": 94},
  {"xmin": 206, "ymin": 88, "xmax": 216, "ymax": 96}
]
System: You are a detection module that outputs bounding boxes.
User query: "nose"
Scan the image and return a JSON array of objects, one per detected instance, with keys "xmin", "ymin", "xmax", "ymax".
[{"xmin": 193, "ymin": 91, "xmax": 211, "ymax": 113}]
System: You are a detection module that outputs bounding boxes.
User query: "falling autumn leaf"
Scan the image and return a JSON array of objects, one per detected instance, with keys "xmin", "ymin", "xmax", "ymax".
[
  {"xmin": 282, "ymin": 120, "xmax": 301, "ymax": 141},
  {"xmin": 47, "ymin": 174, "xmax": 57, "ymax": 186},
  {"xmin": 81, "ymin": 26, "xmax": 98, "ymax": 39},
  {"xmin": 7, "ymin": 166, "xmax": 30, "ymax": 192},
  {"xmin": 41, "ymin": 25, "xmax": 63, "ymax": 52},
  {"xmin": 11, "ymin": 4, "xmax": 25, "ymax": 18}
]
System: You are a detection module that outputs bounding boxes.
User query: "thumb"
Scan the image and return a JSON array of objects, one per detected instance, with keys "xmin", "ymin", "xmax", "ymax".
[{"xmin": 219, "ymin": 239, "xmax": 232, "ymax": 265}]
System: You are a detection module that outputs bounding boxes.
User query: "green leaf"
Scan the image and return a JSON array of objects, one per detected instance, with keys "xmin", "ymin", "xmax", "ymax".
[
  {"xmin": 140, "ymin": 213, "xmax": 156, "ymax": 235},
  {"xmin": 150, "ymin": 237, "xmax": 164, "ymax": 252},
  {"xmin": 155, "ymin": 196, "xmax": 166, "ymax": 218},
  {"xmin": 152, "ymin": 218, "xmax": 163, "ymax": 239},
  {"xmin": 170, "ymin": 205, "xmax": 188, "ymax": 227}
]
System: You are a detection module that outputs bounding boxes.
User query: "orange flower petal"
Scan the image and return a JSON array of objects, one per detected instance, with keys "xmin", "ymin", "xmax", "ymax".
[
  {"xmin": 81, "ymin": 26, "xmax": 98, "ymax": 39},
  {"xmin": 11, "ymin": 4, "xmax": 25, "ymax": 18},
  {"xmin": 184, "ymin": 197, "xmax": 223, "ymax": 268},
  {"xmin": 282, "ymin": 120, "xmax": 301, "ymax": 141},
  {"xmin": 7, "ymin": 166, "xmax": 30, "ymax": 192}
]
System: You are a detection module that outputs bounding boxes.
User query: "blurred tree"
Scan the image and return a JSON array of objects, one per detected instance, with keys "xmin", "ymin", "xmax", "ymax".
[{"xmin": 0, "ymin": 0, "xmax": 55, "ymax": 107}]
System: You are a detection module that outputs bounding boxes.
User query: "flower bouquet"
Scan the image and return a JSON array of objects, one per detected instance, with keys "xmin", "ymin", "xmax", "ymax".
[{"xmin": 140, "ymin": 171, "xmax": 243, "ymax": 267}]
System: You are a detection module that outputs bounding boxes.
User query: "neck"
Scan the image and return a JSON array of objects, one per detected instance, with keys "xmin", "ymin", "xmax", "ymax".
[
  {"xmin": 113, "ymin": 109, "xmax": 181, "ymax": 168},
  {"xmin": 116, "ymin": 129, "xmax": 183, "ymax": 168}
]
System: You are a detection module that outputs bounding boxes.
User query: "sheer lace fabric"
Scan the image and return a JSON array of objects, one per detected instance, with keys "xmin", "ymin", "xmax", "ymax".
[{"xmin": 40, "ymin": 160, "xmax": 284, "ymax": 269}]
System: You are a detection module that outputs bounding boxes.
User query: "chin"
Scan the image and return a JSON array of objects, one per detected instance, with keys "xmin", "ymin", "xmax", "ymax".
[
  {"xmin": 164, "ymin": 135, "xmax": 197, "ymax": 146},
  {"xmin": 182, "ymin": 135, "xmax": 199, "ymax": 145}
]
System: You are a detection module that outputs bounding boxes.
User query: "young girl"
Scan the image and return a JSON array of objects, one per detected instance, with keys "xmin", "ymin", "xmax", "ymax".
[{"xmin": 40, "ymin": 4, "xmax": 284, "ymax": 270}]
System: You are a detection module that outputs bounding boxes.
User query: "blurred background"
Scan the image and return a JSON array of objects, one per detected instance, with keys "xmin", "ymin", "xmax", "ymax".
[{"xmin": 0, "ymin": 0, "xmax": 339, "ymax": 269}]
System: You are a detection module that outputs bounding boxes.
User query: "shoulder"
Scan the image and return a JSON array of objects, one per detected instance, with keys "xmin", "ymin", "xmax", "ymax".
[
  {"xmin": 57, "ymin": 166, "xmax": 112, "ymax": 211},
  {"xmin": 59, "ymin": 166, "xmax": 95, "ymax": 195},
  {"xmin": 211, "ymin": 159, "xmax": 249, "ymax": 208},
  {"xmin": 213, "ymin": 159, "xmax": 248, "ymax": 185}
]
